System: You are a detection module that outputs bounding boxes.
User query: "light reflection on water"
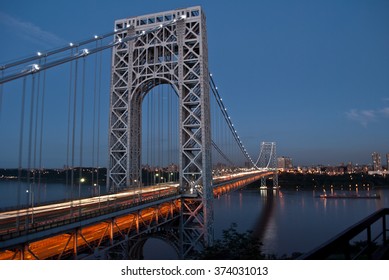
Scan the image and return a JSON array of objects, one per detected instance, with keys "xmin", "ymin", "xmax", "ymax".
[{"xmin": 214, "ymin": 186, "xmax": 389, "ymax": 257}]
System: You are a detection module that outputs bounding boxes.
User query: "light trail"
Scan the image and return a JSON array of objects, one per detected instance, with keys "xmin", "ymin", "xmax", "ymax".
[{"xmin": 0, "ymin": 183, "xmax": 179, "ymax": 221}]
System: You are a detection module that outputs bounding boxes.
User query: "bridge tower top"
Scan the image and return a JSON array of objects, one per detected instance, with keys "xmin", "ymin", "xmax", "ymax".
[{"xmin": 114, "ymin": 6, "xmax": 204, "ymax": 29}]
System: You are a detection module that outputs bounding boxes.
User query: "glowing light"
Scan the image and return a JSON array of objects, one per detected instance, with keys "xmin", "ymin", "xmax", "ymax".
[
  {"xmin": 30, "ymin": 64, "xmax": 40, "ymax": 72},
  {"xmin": 69, "ymin": 42, "xmax": 74, "ymax": 47},
  {"xmin": 37, "ymin": 52, "xmax": 42, "ymax": 56},
  {"xmin": 94, "ymin": 35, "xmax": 99, "ymax": 39}
]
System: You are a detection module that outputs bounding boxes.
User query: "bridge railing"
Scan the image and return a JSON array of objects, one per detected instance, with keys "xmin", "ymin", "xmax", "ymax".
[{"xmin": 301, "ymin": 208, "xmax": 389, "ymax": 259}]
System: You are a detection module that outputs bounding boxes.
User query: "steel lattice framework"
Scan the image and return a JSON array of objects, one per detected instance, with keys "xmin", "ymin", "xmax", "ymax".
[
  {"xmin": 107, "ymin": 6, "xmax": 213, "ymax": 257},
  {"xmin": 258, "ymin": 142, "xmax": 279, "ymax": 189}
]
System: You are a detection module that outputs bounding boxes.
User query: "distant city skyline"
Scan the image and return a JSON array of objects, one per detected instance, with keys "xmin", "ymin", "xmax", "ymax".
[{"xmin": 0, "ymin": 0, "xmax": 388, "ymax": 168}]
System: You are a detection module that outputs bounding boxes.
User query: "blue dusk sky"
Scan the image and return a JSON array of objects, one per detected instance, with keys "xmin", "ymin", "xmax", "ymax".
[{"xmin": 0, "ymin": 0, "xmax": 388, "ymax": 168}]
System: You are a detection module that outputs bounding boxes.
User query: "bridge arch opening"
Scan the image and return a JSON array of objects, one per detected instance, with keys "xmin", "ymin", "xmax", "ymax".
[
  {"xmin": 129, "ymin": 234, "xmax": 179, "ymax": 260},
  {"xmin": 142, "ymin": 237, "xmax": 179, "ymax": 259},
  {"xmin": 137, "ymin": 79, "xmax": 180, "ymax": 187}
]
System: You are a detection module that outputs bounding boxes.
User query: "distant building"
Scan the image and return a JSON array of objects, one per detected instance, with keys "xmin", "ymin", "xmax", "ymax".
[
  {"xmin": 277, "ymin": 156, "xmax": 293, "ymax": 171},
  {"xmin": 386, "ymin": 153, "xmax": 389, "ymax": 171},
  {"xmin": 372, "ymin": 152, "xmax": 382, "ymax": 171},
  {"xmin": 346, "ymin": 162, "xmax": 353, "ymax": 174}
]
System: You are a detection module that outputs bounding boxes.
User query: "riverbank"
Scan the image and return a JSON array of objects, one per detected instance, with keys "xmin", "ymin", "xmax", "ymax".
[{"xmin": 248, "ymin": 172, "xmax": 389, "ymax": 190}]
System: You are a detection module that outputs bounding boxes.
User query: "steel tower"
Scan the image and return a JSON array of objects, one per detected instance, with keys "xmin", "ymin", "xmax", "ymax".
[
  {"xmin": 107, "ymin": 6, "xmax": 213, "ymax": 257},
  {"xmin": 259, "ymin": 142, "xmax": 278, "ymax": 189}
]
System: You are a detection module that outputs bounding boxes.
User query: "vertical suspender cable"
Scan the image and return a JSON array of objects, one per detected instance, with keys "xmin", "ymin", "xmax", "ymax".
[
  {"xmin": 160, "ymin": 84, "xmax": 163, "ymax": 183},
  {"xmin": 38, "ymin": 58, "xmax": 47, "ymax": 205},
  {"xmin": 33, "ymin": 67, "xmax": 41, "ymax": 204},
  {"xmin": 66, "ymin": 50, "xmax": 74, "ymax": 197},
  {"xmin": 92, "ymin": 41, "xmax": 98, "ymax": 189},
  {"xmin": 148, "ymin": 87, "xmax": 151, "ymax": 184},
  {"xmin": 161, "ymin": 84, "xmax": 163, "ymax": 172},
  {"xmin": 168, "ymin": 85, "xmax": 172, "ymax": 172},
  {"xmin": 17, "ymin": 77, "xmax": 27, "ymax": 231},
  {"xmin": 146, "ymin": 88, "xmax": 150, "ymax": 185},
  {"xmin": 96, "ymin": 45, "xmax": 102, "ymax": 196},
  {"xmin": 79, "ymin": 57, "xmax": 86, "ymax": 215},
  {"xmin": 151, "ymin": 84, "xmax": 155, "ymax": 183},
  {"xmin": 70, "ymin": 57, "xmax": 79, "ymax": 217},
  {"xmin": 154, "ymin": 85, "xmax": 161, "ymax": 171},
  {"xmin": 26, "ymin": 74, "xmax": 36, "ymax": 228},
  {"xmin": 27, "ymin": 74, "xmax": 36, "ymax": 184}
]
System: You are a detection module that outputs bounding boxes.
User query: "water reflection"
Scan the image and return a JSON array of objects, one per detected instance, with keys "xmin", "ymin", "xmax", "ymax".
[{"xmin": 252, "ymin": 189, "xmax": 278, "ymax": 255}]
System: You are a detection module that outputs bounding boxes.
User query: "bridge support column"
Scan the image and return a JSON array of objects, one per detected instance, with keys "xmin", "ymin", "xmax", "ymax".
[
  {"xmin": 73, "ymin": 229, "xmax": 78, "ymax": 259},
  {"xmin": 261, "ymin": 177, "xmax": 266, "ymax": 188},
  {"xmin": 21, "ymin": 246, "xmax": 25, "ymax": 260},
  {"xmin": 110, "ymin": 219, "xmax": 114, "ymax": 246}
]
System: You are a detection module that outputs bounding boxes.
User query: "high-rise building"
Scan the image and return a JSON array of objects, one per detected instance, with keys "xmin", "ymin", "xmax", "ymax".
[
  {"xmin": 372, "ymin": 152, "xmax": 382, "ymax": 171},
  {"xmin": 277, "ymin": 157, "xmax": 293, "ymax": 171}
]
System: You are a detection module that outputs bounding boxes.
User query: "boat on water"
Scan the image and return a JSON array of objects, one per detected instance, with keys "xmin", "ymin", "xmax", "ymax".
[{"xmin": 318, "ymin": 193, "xmax": 380, "ymax": 199}]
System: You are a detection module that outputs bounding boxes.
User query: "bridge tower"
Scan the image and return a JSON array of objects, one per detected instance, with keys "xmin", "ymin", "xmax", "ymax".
[
  {"xmin": 258, "ymin": 142, "xmax": 278, "ymax": 189},
  {"xmin": 107, "ymin": 7, "xmax": 213, "ymax": 257}
]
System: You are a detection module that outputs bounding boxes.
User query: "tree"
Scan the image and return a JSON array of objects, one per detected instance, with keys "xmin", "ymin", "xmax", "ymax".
[{"xmin": 196, "ymin": 223, "xmax": 265, "ymax": 260}]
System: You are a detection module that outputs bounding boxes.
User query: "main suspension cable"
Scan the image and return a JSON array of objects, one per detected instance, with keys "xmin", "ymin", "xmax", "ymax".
[
  {"xmin": 0, "ymin": 17, "xmax": 186, "ymax": 85},
  {"xmin": 209, "ymin": 73, "xmax": 257, "ymax": 168}
]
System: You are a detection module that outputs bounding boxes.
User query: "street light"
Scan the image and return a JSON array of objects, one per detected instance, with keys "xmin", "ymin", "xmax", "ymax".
[
  {"xmin": 26, "ymin": 188, "xmax": 34, "ymax": 226},
  {"xmin": 169, "ymin": 172, "xmax": 174, "ymax": 182},
  {"xmin": 78, "ymin": 178, "xmax": 86, "ymax": 217}
]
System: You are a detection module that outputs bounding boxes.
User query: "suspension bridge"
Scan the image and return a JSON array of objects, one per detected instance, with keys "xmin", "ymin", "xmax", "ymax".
[{"xmin": 0, "ymin": 6, "xmax": 278, "ymax": 260}]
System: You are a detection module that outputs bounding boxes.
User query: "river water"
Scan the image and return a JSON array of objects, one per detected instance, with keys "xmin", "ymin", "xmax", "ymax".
[
  {"xmin": 1, "ymin": 181, "xmax": 388, "ymax": 258},
  {"xmin": 213, "ymin": 186, "xmax": 389, "ymax": 257}
]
